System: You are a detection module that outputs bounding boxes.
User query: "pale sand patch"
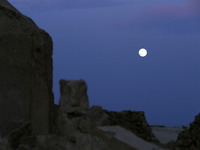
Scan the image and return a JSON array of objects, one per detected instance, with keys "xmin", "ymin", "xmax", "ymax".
[
  {"xmin": 98, "ymin": 126, "xmax": 168, "ymax": 150},
  {"xmin": 151, "ymin": 127, "xmax": 184, "ymax": 144}
]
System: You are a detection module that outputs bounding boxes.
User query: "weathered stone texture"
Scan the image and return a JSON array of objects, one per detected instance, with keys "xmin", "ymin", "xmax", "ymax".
[
  {"xmin": 0, "ymin": 0, "xmax": 54, "ymax": 135},
  {"xmin": 172, "ymin": 113, "xmax": 200, "ymax": 150},
  {"xmin": 57, "ymin": 79, "xmax": 89, "ymax": 136},
  {"xmin": 59, "ymin": 79, "xmax": 89, "ymax": 113}
]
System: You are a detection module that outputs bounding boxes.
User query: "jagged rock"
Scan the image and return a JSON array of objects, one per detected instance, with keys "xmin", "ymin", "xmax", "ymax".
[
  {"xmin": 86, "ymin": 105, "xmax": 109, "ymax": 126},
  {"xmin": 102, "ymin": 110, "xmax": 159, "ymax": 143},
  {"xmin": 76, "ymin": 105, "xmax": 159, "ymax": 143},
  {"xmin": 72, "ymin": 105, "xmax": 108, "ymax": 134},
  {"xmin": 57, "ymin": 79, "xmax": 89, "ymax": 136},
  {"xmin": 59, "ymin": 79, "xmax": 89, "ymax": 113},
  {"xmin": 172, "ymin": 113, "xmax": 200, "ymax": 150},
  {"xmin": 0, "ymin": 1, "xmax": 186, "ymax": 149},
  {"xmin": 0, "ymin": 0, "xmax": 54, "ymax": 135}
]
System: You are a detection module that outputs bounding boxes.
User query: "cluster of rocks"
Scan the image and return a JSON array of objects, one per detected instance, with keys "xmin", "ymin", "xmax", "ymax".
[
  {"xmin": 1, "ymin": 1, "xmax": 199, "ymax": 150},
  {"xmin": 0, "ymin": 1, "xmax": 155, "ymax": 149},
  {"xmin": 85, "ymin": 106, "xmax": 159, "ymax": 143},
  {"xmin": 171, "ymin": 113, "xmax": 200, "ymax": 150}
]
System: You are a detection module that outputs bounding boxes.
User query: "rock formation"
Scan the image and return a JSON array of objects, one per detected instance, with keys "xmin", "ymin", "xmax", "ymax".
[
  {"xmin": 1, "ymin": 1, "xmax": 199, "ymax": 150},
  {"xmin": 104, "ymin": 110, "xmax": 159, "ymax": 143},
  {"xmin": 171, "ymin": 113, "xmax": 200, "ymax": 150},
  {"xmin": 0, "ymin": 0, "xmax": 54, "ymax": 135},
  {"xmin": 55, "ymin": 79, "xmax": 137, "ymax": 150},
  {"xmin": 19, "ymin": 79, "xmax": 135, "ymax": 150},
  {"xmin": 85, "ymin": 105, "xmax": 159, "ymax": 143},
  {"xmin": 57, "ymin": 79, "xmax": 90, "ymax": 136},
  {"xmin": 59, "ymin": 79, "xmax": 89, "ymax": 113}
]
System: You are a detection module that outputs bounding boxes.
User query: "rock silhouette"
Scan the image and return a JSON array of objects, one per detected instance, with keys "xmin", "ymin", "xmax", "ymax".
[
  {"xmin": 171, "ymin": 113, "xmax": 200, "ymax": 150},
  {"xmin": 57, "ymin": 79, "xmax": 90, "ymax": 136},
  {"xmin": 0, "ymin": 0, "xmax": 54, "ymax": 135},
  {"xmin": 85, "ymin": 106, "xmax": 159, "ymax": 143},
  {"xmin": 0, "ymin": 0, "xmax": 199, "ymax": 150}
]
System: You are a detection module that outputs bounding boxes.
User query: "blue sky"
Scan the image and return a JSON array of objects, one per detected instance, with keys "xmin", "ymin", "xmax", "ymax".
[{"xmin": 9, "ymin": 0, "xmax": 200, "ymax": 126}]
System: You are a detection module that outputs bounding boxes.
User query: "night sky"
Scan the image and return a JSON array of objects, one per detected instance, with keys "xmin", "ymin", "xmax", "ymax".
[{"xmin": 10, "ymin": 0, "xmax": 200, "ymax": 126}]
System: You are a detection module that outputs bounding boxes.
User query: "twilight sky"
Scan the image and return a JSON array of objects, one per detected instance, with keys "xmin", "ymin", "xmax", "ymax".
[{"xmin": 10, "ymin": 0, "xmax": 200, "ymax": 126}]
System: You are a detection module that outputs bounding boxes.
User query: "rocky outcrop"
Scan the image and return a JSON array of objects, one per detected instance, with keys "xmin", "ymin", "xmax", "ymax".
[
  {"xmin": 4, "ymin": 1, "xmax": 199, "ymax": 150},
  {"xmin": 85, "ymin": 106, "xmax": 159, "ymax": 143},
  {"xmin": 57, "ymin": 79, "xmax": 90, "ymax": 136},
  {"xmin": 172, "ymin": 113, "xmax": 200, "ymax": 150},
  {"xmin": 0, "ymin": 2, "xmax": 137, "ymax": 149},
  {"xmin": 0, "ymin": 0, "xmax": 54, "ymax": 135},
  {"xmin": 104, "ymin": 110, "xmax": 159, "ymax": 143},
  {"xmin": 55, "ymin": 79, "xmax": 137, "ymax": 150},
  {"xmin": 56, "ymin": 79, "xmax": 158, "ymax": 143},
  {"xmin": 59, "ymin": 79, "xmax": 89, "ymax": 113}
]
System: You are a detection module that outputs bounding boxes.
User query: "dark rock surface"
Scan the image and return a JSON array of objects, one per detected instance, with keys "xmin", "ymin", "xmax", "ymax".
[
  {"xmin": 56, "ymin": 79, "xmax": 90, "ymax": 136},
  {"xmin": 0, "ymin": 0, "xmax": 54, "ymax": 135},
  {"xmin": 171, "ymin": 113, "xmax": 200, "ymax": 150},
  {"xmin": 86, "ymin": 106, "xmax": 159, "ymax": 143},
  {"xmin": 0, "ymin": 137, "xmax": 12, "ymax": 150},
  {"xmin": 104, "ymin": 110, "xmax": 159, "ymax": 143},
  {"xmin": 59, "ymin": 79, "xmax": 89, "ymax": 113},
  {"xmin": 7, "ymin": 122, "xmax": 32, "ymax": 149}
]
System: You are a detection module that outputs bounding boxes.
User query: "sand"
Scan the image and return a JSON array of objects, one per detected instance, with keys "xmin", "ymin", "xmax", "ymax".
[
  {"xmin": 99, "ymin": 126, "xmax": 168, "ymax": 150},
  {"xmin": 151, "ymin": 127, "xmax": 184, "ymax": 144}
]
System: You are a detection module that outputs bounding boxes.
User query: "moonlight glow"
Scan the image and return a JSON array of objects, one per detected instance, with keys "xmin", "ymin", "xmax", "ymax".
[{"xmin": 139, "ymin": 48, "xmax": 147, "ymax": 57}]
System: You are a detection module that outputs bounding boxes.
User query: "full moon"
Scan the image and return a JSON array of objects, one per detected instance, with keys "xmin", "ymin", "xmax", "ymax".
[{"xmin": 138, "ymin": 48, "xmax": 147, "ymax": 57}]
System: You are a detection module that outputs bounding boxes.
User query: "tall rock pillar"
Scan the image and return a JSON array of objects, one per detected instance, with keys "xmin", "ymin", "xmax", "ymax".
[{"xmin": 0, "ymin": 0, "xmax": 54, "ymax": 135}]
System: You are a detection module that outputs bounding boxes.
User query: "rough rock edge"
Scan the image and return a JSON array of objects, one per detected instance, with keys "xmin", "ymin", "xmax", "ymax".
[
  {"xmin": 0, "ymin": 0, "xmax": 56, "ymax": 135},
  {"xmin": 171, "ymin": 113, "xmax": 200, "ymax": 150}
]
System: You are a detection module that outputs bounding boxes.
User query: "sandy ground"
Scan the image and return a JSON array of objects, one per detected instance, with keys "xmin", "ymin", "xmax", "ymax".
[
  {"xmin": 98, "ymin": 126, "xmax": 168, "ymax": 150},
  {"xmin": 151, "ymin": 127, "xmax": 184, "ymax": 144}
]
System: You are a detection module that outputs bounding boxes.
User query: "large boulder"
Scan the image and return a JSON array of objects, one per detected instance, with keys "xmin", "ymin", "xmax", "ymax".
[
  {"xmin": 0, "ymin": 0, "xmax": 54, "ymax": 135},
  {"xmin": 172, "ymin": 113, "xmax": 200, "ymax": 150}
]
